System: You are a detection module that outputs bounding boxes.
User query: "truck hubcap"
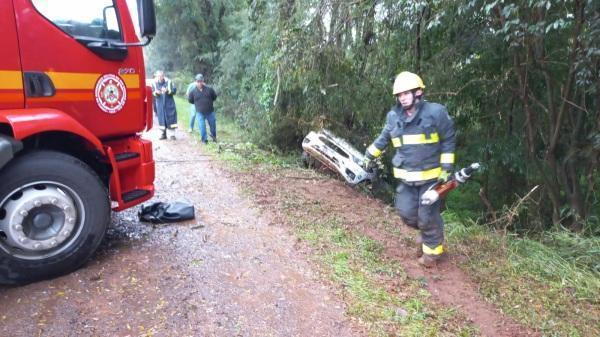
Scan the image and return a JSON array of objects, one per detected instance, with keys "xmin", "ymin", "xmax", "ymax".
[
  {"xmin": 0, "ymin": 182, "xmax": 83, "ymax": 259},
  {"xmin": 32, "ymin": 213, "xmax": 53, "ymax": 230}
]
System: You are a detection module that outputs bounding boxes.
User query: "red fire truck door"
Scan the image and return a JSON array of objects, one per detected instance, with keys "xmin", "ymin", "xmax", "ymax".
[
  {"xmin": 0, "ymin": 0, "xmax": 24, "ymax": 110},
  {"xmin": 14, "ymin": 0, "xmax": 145, "ymax": 139}
]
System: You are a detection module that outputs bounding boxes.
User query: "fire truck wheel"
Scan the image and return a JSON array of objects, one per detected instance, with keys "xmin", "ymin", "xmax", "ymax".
[{"xmin": 0, "ymin": 150, "xmax": 109, "ymax": 285}]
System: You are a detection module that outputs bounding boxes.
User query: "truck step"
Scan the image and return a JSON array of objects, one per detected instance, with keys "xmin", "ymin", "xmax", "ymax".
[
  {"xmin": 115, "ymin": 152, "xmax": 140, "ymax": 162},
  {"xmin": 122, "ymin": 189, "xmax": 150, "ymax": 203}
]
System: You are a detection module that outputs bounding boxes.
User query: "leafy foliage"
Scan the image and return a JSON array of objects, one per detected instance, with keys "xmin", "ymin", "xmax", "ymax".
[
  {"xmin": 147, "ymin": 0, "xmax": 599, "ymax": 233},
  {"xmin": 146, "ymin": 0, "xmax": 233, "ymax": 78}
]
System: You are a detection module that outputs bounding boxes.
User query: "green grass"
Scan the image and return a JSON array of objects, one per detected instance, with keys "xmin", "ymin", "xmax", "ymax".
[
  {"xmin": 175, "ymin": 96, "xmax": 297, "ymax": 170},
  {"xmin": 445, "ymin": 212, "xmax": 600, "ymax": 337},
  {"xmin": 174, "ymin": 95, "xmax": 600, "ymax": 336},
  {"xmin": 292, "ymin": 211, "xmax": 478, "ymax": 337}
]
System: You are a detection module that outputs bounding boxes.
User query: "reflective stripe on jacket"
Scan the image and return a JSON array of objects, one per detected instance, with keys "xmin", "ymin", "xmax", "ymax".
[
  {"xmin": 152, "ymin": 78, "xmax": 176, "ymax": 96},
  {"xmin": 366, "ymin": 100, "xmax": 456, "ymax": 183}
]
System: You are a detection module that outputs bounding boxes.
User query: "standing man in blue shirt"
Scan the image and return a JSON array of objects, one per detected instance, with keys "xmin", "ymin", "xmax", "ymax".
[{"xmin": 187, "ymin": 74, "xmax": 218, "ymax": 144}]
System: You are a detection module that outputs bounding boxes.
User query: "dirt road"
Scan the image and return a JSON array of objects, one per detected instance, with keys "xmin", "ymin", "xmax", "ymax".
[
  {"xmin": 0, "ymin": 129, "xmax": 361, "ymax": 337},
  {"xmin": 0, "ymin": 127, "xmax": 535, "ymax": 337}
]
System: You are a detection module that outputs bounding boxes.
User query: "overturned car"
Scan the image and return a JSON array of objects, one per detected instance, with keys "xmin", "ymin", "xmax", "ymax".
[{"xmin": 302, "ymin": 130, "xmax": 377, "ymax": 185}]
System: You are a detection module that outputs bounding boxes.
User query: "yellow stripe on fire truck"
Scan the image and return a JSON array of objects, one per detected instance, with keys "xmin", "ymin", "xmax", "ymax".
[
  {"xmin": 48, "ymin": 72, "xmax": 140, "ymax": 90},
  {"xmin": 0, "ymin": 71, "xmax": 23, "ymax": 90}
]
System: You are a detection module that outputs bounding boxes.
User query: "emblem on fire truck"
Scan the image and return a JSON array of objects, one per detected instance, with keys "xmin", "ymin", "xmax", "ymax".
[{"xmin": 94, "ymin": 74, "xmax": 127, "ymax": 114}]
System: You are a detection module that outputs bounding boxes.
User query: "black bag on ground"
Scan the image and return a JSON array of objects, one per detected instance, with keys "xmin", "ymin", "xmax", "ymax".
[{"xmin": 139, "ymin": 201, "xmax": 195, "ymax": 223}]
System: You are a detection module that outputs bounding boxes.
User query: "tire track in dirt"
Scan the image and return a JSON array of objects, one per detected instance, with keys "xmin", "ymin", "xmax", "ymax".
[{"xmin": 242, "ymin": 169, "xmax": 540, "ymax": 337}]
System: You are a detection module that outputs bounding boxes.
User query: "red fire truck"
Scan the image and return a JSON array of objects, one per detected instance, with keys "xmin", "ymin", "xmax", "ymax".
[{"xmin": 0, "ymin": 0, "xmax": 156, "ymax": 284}]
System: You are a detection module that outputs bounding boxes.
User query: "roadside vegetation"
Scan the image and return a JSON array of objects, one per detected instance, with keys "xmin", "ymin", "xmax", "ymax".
[
  {"xmin": 174, "ymin": 97, "xmax": 600, "ymax": 337},
  {"xmin": 150, "ymin": 0, "xmax": 599, "ymax": 237}
]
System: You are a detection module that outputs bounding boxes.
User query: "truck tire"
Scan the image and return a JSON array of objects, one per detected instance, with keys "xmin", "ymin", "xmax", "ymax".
[{"xmin": 0, "ymin": 150, "xmax": 109, "ymax": 285}]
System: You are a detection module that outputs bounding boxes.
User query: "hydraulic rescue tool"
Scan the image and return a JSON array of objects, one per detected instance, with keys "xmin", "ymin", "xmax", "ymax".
[{"xmin": 421, "ymin": 163, "xmax": 481, "ymax": 205}]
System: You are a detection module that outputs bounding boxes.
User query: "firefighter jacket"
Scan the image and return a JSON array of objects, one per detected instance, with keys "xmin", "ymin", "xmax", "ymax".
[
  {"xmin": 152, "ymin": 78, "xmax": 178, "ymax": 129},
  {"xmin": 366, "ymin": 100, "xmax": 456, "ymax": 183}
]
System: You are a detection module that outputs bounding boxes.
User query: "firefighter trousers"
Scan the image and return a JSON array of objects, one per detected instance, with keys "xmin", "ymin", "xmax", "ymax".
[{"xmin": 394, "ymin": 181, "xmax": 444, "ymax": 254}]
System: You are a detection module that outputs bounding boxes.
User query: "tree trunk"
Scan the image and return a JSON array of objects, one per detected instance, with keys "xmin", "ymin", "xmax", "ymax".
[
  {"xmin": 513, "ymin": 52, "xmax": 562, "ymax": 224},
  {"xmin": 414, "ymin": 5, "xmax": 428, "ymax": 73}
]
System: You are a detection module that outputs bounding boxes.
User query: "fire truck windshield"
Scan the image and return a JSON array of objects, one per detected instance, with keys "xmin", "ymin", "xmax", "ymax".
[
  {"xmin": 31, "ymin": 0, "xmax": 122, "ymax": 41},
  {"xmin": 125, "ymin": 0, "xmax": 142, "ymax": 39}
]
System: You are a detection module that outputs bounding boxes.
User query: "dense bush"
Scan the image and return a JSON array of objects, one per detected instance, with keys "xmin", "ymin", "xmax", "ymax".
[{"xmin": 147, "ymin": 0, "xmax": 599, "ymax": 234}]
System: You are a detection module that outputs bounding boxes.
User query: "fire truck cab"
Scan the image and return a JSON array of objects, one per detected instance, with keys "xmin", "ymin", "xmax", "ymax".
[{"xmin": 0, "ymin": 0, "xmax": 156, "ymax": 284}]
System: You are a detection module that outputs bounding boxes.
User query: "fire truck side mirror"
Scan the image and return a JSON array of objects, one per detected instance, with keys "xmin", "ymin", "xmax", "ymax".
[{"xmin": 138, "ymin": 0, "xmax": 157, "ymax": 38}]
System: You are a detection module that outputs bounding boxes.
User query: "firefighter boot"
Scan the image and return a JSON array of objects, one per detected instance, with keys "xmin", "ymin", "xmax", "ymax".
[{"xmin": 418, "ymin": 253, "xmax": 441, "ymax": 268}]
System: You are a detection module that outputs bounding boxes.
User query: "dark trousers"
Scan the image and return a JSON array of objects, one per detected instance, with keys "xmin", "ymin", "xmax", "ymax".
[{"xmin": 394, "ymin": 181, "xmax": 444, "ymax": 250}]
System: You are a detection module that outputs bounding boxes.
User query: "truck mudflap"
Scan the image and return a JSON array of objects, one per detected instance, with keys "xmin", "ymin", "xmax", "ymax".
[
  {"xmin": 0, "ymin": 134, "xmax": 23, "ymax": 170},
  {"xmin": 104, "ymin": 135, "xmax": 155, "ymax": 211},
  {"xmin": 302, "ymin": 129, "xmax": 376, "ymax": 185}
]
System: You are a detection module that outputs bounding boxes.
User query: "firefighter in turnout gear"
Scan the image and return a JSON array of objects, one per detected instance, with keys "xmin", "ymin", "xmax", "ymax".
[
  {"xmin": 364, "ymin": 71, "xmax": 456, "ymax": 267},
  {"xmin": 152, "ymin": 70, "xmax": 178, "ymax": 140}
]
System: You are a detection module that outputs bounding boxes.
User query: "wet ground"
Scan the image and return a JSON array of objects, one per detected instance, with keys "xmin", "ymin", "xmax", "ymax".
[
  {"xmin": 0, "ymin": 126, "xmax": 538, "ymax": 337},
  {"xmin": 246, "ymin": 170, "xmax": 538, "ymax": 337},
  {"xmin": 0, "ymin": 129, "xmax": 361, "ymax": 337}
]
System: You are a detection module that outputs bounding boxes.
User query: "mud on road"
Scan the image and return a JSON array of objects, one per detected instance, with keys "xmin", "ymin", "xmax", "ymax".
[{"xmin": 0, "ymin": 129, "xmax": 361, "ymax": 337}]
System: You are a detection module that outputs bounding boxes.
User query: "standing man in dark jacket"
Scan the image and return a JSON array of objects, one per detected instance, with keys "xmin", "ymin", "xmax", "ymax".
[
  {"xmin": 152, "ymin": 70, "xmax": 178, "ymax": 140},
  {"xmin": 187, "ymin": 74, "xmax": 218, "ymax": 144},
  {"xmin": 364, "ymin": 71, "xmax": 456, "ymax": 267}
]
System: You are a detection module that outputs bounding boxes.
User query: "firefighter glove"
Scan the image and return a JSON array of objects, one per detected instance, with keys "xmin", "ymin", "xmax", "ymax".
[{"xmin": 438, "ymin": 170, "xmax": 452, "ymax": 183}]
